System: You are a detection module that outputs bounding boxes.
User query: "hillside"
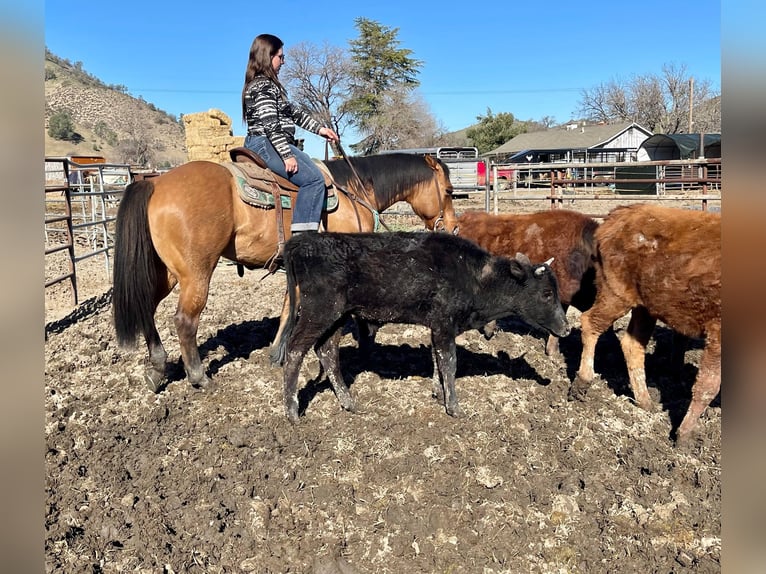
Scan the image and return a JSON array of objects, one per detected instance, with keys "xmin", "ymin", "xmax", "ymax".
[{"xmin": 44, "ymin": 50, "xmax": 187, "ymax": 167}]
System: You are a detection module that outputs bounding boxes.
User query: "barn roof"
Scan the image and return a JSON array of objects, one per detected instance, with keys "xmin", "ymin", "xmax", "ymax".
[
  {"xmin": 484, "ymin": 121, "xmax": 652, "ymax": 158},
  {"xmin": 636, "ymin": 133, "xmax": 721, "ymax": 161}
]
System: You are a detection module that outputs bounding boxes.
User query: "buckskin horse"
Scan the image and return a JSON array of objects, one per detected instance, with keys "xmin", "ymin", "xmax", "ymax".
[{"xmin": 112, "ymin": 151, "xmax": 459, "ymax": 392}]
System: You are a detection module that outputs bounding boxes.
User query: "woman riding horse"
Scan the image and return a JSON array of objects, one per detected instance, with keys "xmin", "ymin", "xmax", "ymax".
[{"xmin": 112, "ymin": 152, "xmax": 459, "ymax": 392}]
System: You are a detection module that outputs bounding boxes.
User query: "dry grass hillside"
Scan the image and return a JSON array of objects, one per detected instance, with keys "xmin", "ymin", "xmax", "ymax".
[{"xmin": 44, "ymin": 50, "xmax": 187, "ymax": 167}]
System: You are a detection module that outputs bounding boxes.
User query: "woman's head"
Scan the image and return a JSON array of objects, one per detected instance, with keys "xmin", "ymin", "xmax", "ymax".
[
  {"xmin": 249, "ymin": 34, "xmax": 284, "ymax": 75},
  {"xmin": 242, "ymin": 34, "xmax": 285, "ymax": 121}
]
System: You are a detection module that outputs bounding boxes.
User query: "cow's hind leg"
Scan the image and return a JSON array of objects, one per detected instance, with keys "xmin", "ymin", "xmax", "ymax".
[
  {"xmin": 620, "ymin": 306, "xmax": 656, "ymax": 410},
  {"xmin": 283, "ymin": 312, "xmax": 333, "ymax": 423},
  {"xmin": 675, "ymin": 322, "xmax": 721, "ymax": 446},
  {"xmin": 283, "ymin": 337, "xmax": 313, "ymax": 423},
  {"xmin": 432, "ymin": 330, "xmax": 460, "ymax": 417},
  {"xmin": 316, "ymin": 328, "xmax": 356, "ymax": 413}
]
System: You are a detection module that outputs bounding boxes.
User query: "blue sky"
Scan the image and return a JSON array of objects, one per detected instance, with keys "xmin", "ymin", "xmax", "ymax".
[{"xmin": 43, "ymin": 1, "xmax": 720, "ymax": 158}]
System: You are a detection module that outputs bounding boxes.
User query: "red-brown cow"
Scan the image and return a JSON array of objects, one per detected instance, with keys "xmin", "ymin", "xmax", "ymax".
[
  {"xmin": 457, "ymin": 209, "xmax": 599, "ymax": 357},
  {"xmin": 570, "ymin": 203, "xmax": 721, "ymax": 446}
]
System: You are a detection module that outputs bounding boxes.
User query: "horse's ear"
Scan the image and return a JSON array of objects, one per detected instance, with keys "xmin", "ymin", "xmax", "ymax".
[{"xmin": 424, "ymin": 155, "xmax": 439, "ymax": 171}]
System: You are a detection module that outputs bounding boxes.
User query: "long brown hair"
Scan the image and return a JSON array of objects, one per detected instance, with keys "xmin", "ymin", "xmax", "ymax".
[{"xmin": 241, "ymin": 34, "xmax": 285, "ymax": 123}]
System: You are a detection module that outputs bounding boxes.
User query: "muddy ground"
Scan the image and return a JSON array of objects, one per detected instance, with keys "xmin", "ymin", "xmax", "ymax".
[{"xmin": 44, "ymin": 199, "xmax": 720, "ymax": 573}]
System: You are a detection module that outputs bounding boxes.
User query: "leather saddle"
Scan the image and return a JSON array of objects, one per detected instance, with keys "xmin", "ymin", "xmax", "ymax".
[{"xmin": 230, "ymin": 146, "xmax": 300, "ymax": 192}]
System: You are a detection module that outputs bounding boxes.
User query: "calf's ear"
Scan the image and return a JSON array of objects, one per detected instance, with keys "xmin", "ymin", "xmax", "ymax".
[{"xmin": 509, "ymin": 258, "xmax": 527, "ymax": 281}]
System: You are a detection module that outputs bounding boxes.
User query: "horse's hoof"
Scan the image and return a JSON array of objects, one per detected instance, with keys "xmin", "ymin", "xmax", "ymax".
[
  {"xmin": 191, "ymin": 375, "xmax": 214, "ymax": 390},
  {"xmin": 144, "ymin": 370, "xmax": 166, "ymax": 393}
]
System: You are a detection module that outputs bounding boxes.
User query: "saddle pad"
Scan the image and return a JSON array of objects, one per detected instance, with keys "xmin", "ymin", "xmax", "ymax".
[{"xmin": 224, "ymin": 162, "xmax": 338, "ymax": 211}]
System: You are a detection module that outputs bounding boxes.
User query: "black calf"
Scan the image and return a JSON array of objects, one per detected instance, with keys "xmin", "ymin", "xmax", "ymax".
[{"xmin": 271, "ymin": 231, "xmax": 569, "ymax": 422}]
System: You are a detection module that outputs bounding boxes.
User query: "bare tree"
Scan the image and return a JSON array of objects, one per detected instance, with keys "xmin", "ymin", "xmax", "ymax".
[
  {"xmin": 115, "ymin": 115, "xmax": 156, "ymax": 167},
  {"xmin": 578, "ymin": 63, "xmax": 720, "ymax": 133},
  {"xmin": 369, "ymin": 89, "xmax": 444, "ymax": 150},
  {"xmin": 280, "ymin": 41, "xmax": 352, "ymax": 156},
  {"xmin": 538, "ymin": 115, "xmax": 558, "ymax": 129}
]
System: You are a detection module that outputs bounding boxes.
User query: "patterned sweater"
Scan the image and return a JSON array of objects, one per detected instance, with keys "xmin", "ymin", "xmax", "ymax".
[{"xmin": 244, "ymin": 76, "xmax": 323, "ymax": 160}]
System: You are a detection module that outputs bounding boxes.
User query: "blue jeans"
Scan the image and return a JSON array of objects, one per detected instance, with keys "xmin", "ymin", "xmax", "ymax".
[{"xmin": 244, "ymin": 135, "xmax": 325, "ymax": 232}]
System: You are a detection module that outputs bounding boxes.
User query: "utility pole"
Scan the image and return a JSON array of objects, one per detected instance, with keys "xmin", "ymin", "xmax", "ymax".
[{"xmin": 688, "ymin": 77, "xmax": 694, "ymax": 133}]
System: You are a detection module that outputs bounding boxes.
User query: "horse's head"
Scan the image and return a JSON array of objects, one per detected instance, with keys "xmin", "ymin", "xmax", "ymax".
[{"xmin": 414, "ymin": 155, "xmax": 459, "ymax": 235}]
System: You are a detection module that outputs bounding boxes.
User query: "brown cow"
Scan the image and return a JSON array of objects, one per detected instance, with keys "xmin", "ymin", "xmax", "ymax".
[
  {"xmin": 570, "ymin": 203, "xmax": 721, "ymax": 446},
  {"xmin": 457, "ymin": 209, "xmax": 599, "ymax": 357}
]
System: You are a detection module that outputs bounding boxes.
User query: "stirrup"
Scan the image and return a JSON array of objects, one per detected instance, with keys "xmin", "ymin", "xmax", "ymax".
[{"xmin": 264, "ymin": 244, "xmax": 285, "ymax": 275}]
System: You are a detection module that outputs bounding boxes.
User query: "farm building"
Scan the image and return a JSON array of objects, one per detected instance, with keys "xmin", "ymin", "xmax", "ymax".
[
  {"xmin": 636, "ymin": 133, "xmax": 721, "ymax": 161},
  {"xmin": 616, "ymin": 133, "xmax": 721, "ymax": 194},
  {"xmin": 485, "ymin": 121, "xmax": 653, "ymax": 164}
]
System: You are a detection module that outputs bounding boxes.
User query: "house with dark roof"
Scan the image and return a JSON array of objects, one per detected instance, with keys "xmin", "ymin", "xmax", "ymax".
[{"xmin": 484, "ymin": 121, "xmax": 653, "ymax": 163}]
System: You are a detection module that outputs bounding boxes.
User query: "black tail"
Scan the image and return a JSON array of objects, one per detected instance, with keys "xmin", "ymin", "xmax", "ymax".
[
  {"xmin": 113, "ymin": 180, "xmax": 160, "ymax": 348},
  {"xmin": 269, "ymin": 245, "xmax": 300, "ymax": 366}
]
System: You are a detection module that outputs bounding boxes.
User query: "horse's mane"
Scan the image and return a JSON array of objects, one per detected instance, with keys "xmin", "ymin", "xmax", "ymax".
[{"xmin": 323, "ymin": 153, "xmax": 447, "ymax": 205}]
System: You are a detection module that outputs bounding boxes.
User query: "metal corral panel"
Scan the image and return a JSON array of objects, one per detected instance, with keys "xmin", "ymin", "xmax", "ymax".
[{"xmin": 615, "ymin": 164, "xmax": 657, "ymax": 194}]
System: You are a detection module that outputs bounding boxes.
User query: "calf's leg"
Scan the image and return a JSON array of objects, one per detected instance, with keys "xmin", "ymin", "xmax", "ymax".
[
  {"xmin": 620, "ymin": 306, "xmax": 657, "ymax": 410},
  {"xmin": 675, "ymin": 322, "xmax": 721, "ymax": 445},
  {"xmin": 315, "ymin": 329, "xmax": 356, "ymax": 413},
  {"xmin": 283, "ymin": 317, "xmax": 326, "ymax": 423},
  {"xmin": 431, "ymin": 330, "xmax": 460, "ymax": 417},
  {"xmin": 430, "ymin": 346, "xmax": 444, "ymax": 403}
]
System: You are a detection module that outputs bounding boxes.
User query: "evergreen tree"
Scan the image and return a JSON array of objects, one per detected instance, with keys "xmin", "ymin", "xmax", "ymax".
[
  {"xmin": 466, "ymin": 109, "xmax": 527, "ymax": 155},
  {"xmin": 345, "ymin": 18, "xmax": 423, "ymax": 154}
]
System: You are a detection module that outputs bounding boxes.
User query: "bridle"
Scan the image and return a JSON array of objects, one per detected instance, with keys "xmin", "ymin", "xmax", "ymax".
[
  {"xmin": 422, "ymin": 155, "xmax": 459, "ymax": 235},
  {"xmin": 335, "ymin": 141, "xmax": 392, "ymax": 232}
]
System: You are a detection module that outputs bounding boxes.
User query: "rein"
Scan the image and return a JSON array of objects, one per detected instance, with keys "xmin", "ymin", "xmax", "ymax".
[{"xmin": 336, "ymin": 142, "xmax": 392, "ymax": 232}]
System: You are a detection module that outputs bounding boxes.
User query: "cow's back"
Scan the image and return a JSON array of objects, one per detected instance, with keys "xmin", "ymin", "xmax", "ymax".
[
  {"xmin": 457, "ymin": 210, "xmax": 598, "ymax": 306},
  {"xmin": 596, "ymin": 204, "xmax": 721, "ymax": 337},
  {"xmin": 284, "ymin": 231, "xmax": 492, "ymax": 322}
]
